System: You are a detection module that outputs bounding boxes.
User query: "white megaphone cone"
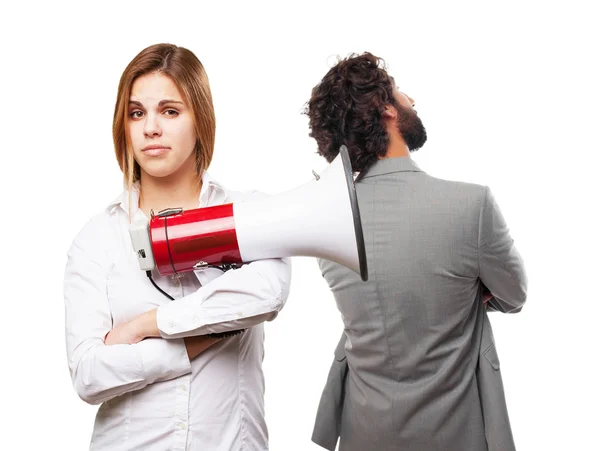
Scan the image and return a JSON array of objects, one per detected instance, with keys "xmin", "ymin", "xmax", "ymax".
[
  {"xmin": 234, "ymin": 145, "xmax": 367, "ymax": 280},
  {"xmin": 129, "ymin": 145, "xmax": 368, "ymax": 281}
]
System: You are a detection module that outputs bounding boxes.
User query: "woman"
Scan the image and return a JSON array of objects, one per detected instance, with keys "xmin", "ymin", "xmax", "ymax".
[{"xmin": 64, "ymin": 43, "xmax": 291, "ymax": 451}]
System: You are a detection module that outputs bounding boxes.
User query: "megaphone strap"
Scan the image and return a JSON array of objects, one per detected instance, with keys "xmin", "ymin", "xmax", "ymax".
[{"xmin": 163, "ymin": 217, "xmax": 179, "ymax": 276}]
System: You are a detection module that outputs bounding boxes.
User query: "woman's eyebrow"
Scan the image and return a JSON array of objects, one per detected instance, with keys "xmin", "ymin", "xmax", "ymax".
[
  {"xmin": 128, "ymin": 99, "xmax": 184, "ymax": 107},
  {"xmin": 158, "ymin": 99, "xmax": 184, "ymax": 106}
]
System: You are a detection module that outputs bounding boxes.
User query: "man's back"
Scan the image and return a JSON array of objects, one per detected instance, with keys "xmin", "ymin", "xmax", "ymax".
[{"xmin": 318, "ymin": 157, "xmax": 527, "ymax": 451}]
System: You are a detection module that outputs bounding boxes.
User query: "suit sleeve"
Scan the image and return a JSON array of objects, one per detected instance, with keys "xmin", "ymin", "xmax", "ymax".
[{"xmin": 478, "ymin": 186, "xmax": 528, "ymax": 313}]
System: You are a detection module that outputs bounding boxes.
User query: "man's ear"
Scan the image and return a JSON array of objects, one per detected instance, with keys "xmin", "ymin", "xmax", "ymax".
[{"xmin": 382, "ymin": 104, "xmax": 397, "ymax": 119}]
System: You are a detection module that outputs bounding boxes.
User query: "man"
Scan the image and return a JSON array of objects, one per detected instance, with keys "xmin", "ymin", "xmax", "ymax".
[{"xmin": 305, "ymin": 53, "xmax": 527, "ymax": 451}]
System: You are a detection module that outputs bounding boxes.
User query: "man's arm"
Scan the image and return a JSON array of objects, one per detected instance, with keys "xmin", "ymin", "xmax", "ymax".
[{"xmin": 478, "ymin": 186, "xmax": 528, "ymax": 313}]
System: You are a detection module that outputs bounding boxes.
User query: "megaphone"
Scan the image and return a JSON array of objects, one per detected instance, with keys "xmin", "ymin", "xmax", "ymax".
[{"xmin": 129, "ymin": 145, "xmax": 368, "ymax": 281}]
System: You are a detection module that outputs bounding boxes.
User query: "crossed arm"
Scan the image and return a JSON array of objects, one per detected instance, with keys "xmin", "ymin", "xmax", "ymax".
[
  {"xmin": 478, "ymin": 186, "xmax": 528, "ymax": 312},
  {"xmin": 64, "ymin": 232, "xmax": 291, "ymax": 405}
]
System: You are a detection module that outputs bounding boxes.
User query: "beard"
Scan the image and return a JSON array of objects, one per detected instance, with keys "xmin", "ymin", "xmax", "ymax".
[{"xmin": 396, "ymin": 104, "xmax": 427, "ymax": 151}]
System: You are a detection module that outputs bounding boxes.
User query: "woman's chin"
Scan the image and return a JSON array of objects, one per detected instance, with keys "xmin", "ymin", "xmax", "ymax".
[
  {"xmin": 140, "ymin": 164, "xmax": 178, "ymax": 180},
  {"xmin": 138, "ymin": 155, "xmax": 196, "ymax": 181}
]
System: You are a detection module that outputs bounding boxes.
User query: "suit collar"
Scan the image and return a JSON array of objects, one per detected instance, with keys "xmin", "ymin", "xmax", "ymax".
[{"xmin": 360, "ymin": 156, "xmax": 424, "ymax": 179}]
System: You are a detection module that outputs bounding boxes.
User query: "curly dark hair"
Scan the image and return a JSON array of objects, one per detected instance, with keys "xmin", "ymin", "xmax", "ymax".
[{"xmin": 305, "ymin": 52, "xmax": 406, "ymax": 173}]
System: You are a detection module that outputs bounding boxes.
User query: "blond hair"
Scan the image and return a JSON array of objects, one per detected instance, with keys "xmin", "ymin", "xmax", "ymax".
[{"xmin": 112, "ymin": 43, "xmax": 216, "ymax": 199}]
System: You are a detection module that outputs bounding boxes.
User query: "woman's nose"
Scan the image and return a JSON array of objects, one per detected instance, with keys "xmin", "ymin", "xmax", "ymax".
[{"xmin": 144, "ymin": 113, "xmax": 162, "ymax": 137}]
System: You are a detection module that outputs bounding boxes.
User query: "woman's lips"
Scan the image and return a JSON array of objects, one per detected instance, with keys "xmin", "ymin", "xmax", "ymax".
[{"xmin": 142, "ymin": 147, "xmax": 170, "ymax": 156}]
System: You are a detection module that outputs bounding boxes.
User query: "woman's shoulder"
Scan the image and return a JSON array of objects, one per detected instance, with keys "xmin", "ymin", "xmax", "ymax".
[{"xmin": 68, "ymin": 205, "xmax": 122, "ymax": 257}]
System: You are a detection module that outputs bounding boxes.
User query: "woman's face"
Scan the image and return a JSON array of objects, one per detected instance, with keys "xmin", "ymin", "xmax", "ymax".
[{"xmin": 127, "ymin": 72, "xmax": 197, "ymax": 181}]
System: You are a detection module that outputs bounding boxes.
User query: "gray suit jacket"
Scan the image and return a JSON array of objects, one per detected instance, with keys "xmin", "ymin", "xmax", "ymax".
[{"xmin": 311, "ymin": 157, "xmax": 527, "ymax": 451}]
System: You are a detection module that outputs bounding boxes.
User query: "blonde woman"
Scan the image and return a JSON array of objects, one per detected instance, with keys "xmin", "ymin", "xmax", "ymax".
[{"xmin": 64, "ymin": 43, "xmax": 291, "ymax": 451}]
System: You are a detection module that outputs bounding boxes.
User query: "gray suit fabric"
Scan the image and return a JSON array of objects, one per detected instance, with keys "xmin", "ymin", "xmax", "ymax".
[{"xmin": 311, "ymin": 157, "xmax": 527, "ymax": 451}]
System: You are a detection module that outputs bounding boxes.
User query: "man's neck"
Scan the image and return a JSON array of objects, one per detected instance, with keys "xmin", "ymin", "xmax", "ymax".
[
  {"xmin": 384, "ymin": 144, "xmax": 410, "ymax": 158},
  {"xmin": 382, "ymin": 133, "xmax": 410, "ymax": 159},
  {"xmin": 379, "ymin": 119, "xmax": 411, "ymax": 159}
]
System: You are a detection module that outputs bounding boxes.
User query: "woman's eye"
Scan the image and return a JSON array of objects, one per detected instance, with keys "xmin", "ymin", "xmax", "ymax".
[
  {"xmin": 129, "ymin": 110, "xmax": 144, "ymax": 119},
  {"xmin": 164, "ymin": 109, "xmax": 179, "ymax": 116}
]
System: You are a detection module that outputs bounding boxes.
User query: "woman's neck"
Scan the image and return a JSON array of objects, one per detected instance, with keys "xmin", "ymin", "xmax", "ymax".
[{"xmin": 138, "ymin": 167, "xmax": 202, "ymax": 218}]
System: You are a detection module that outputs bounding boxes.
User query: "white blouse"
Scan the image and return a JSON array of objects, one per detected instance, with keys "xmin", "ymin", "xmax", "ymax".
[{"xmin": 64, "ymin": 172, "xmax": 291, "ymax": 450}]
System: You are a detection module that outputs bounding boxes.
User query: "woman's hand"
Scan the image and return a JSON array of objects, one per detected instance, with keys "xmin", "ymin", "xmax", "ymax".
[
  {"xmin": 104, "ymin": 320, "xmax": 144, "ymax": 345},
  {"xmin": 184, "ymin": 336, "xmax": 223, "ymax": 360},
  {"xmin": 104, "ymin": 309, "xmax": 159, "ymax": 345}
]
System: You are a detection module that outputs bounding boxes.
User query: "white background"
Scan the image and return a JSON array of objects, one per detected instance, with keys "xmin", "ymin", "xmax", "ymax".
[{"xmin": 1, "ymin": 1, "xmax": 599, "ymax": 450}]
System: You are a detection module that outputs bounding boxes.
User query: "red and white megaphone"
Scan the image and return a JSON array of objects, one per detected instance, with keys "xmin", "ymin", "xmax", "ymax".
[{"xmin": 129, "ymin": 145, "xmax": 368, "ymax": 281}]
